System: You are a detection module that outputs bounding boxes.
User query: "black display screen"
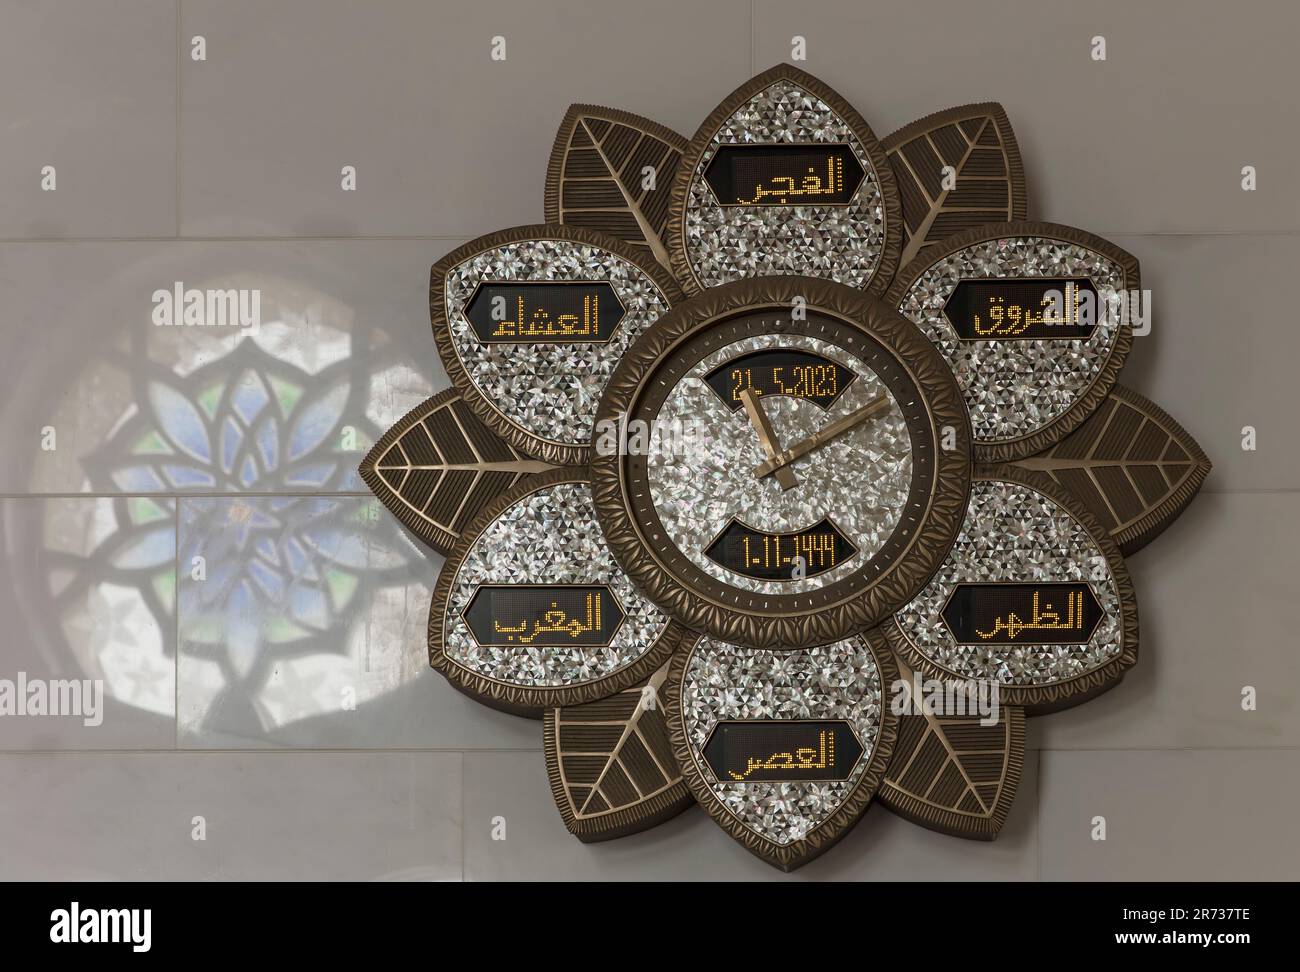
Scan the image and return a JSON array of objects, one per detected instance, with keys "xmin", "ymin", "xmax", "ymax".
[
  {"xmin": 703, "ymin": 144, "xmax": 863, "ymax": 206},
  {"xmin": 943, "ymin": 278, "xmax": 1099, "ymax": 340},
  {"xmin": 463, "ymin": 281, "xmax": 623, "ymax": 343},
  {"xmin": 463, "ymin": 585, "xmax": 623, "ymax": 647},
  {"xmin": 705, "ymin": 518, "xmax": 855, "ymax": 580},
  {"xmin": 704, "ymin": 349, "xmax": 855, "ymax": 411},
  {"xmin": 941, "ymin": 583, "xmax": 1103, "ymax": 645},
  {"xmin": 703, "ymin": 721, "xmax": 863, "ymax": 782}
]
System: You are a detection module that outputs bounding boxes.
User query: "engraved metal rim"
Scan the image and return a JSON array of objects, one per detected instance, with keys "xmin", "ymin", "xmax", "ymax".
[
  {"xmin": 883, "ymin": 220, "xmax": 1139, "ymax": 463},
  {"xmin": 430, "ymin": 223, "xmax": 686, "ymax": 467},
  {"xmin": 881, "ymin": 462, "xmax": 1139, "ymax": 712},
  {"xmin": 665, "ymin": 63, "xmax": 903, "ymax": 297},
  {"xmin": 591, "ymin": 275, "xmax": 972, "ymax": 651},
  {"xmin": 662, "ymin": 630, "xmax": 899, "ymax": 871},
  {"xmin": 427, "ymin": 466, "xmax": 690, "ymax": 716}
]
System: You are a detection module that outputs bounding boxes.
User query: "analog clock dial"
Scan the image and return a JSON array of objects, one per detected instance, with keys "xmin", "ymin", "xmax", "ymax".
[
  {"xmin": 592, "ymin": 277, "xmax": 971, "ymax": 651},
  {"xmin": 647, "ymin": 329, "xmax": 920, "ymax": 595}
]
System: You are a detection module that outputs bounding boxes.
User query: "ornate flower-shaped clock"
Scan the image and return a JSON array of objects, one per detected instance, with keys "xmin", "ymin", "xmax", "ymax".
[{"xmin": 361, "ymin": 66, "xmax": 1209, "ymax": 871}]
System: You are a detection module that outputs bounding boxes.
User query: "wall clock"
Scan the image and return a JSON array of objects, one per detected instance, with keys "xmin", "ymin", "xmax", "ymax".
[{"xmin": 361, "ymin": 64, "xmax": 1211, "ymax": 870}]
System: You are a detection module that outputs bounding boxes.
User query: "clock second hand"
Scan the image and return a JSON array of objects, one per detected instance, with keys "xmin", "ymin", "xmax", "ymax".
[
  {"xmin": 739, "ymin": 388, "xmax": 799, "ymax": 491},
  {"xmin": 753, "ymin": 393, "xmax": 890, "ymax": 480}
]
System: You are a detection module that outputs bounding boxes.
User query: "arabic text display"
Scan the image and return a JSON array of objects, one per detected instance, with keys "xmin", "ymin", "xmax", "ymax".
[
  {"xmin": 703, "ymin": 144, "xmax": 863, "ymax": 207},
  {"xmin": 464, "ymin": 281, "xmax": 624, "ymax": 344},
  {"xmin": 463, "ymin": 585, "xmax": 623, "ymax": 648},
  {"xmin": 941, "ymin": 583, "xmax": 1103, "ymax": 645},
  {"xmin": 703, "ymin": 721, "xmax": 863, "ymax": 782},
  {"xmin": 943, "ymin": 278, "xmax": 1100, "ymax": 341}
]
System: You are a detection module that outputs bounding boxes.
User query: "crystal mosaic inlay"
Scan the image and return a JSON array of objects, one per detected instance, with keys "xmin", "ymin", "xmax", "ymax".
[
  {"xmin": 896, "ymin": 237, "xmax": 1127, "ymax": 443},
  {"xmin": 443, "ymin": 482, "xmax": 668, "ymax": 686},
  {"xmin": 680, "ymin": 636, "xmax": 885, "ymax": 846},
  {"xmin": 893, "ymin": 480, "xmax": 1123, "ymax": 685},
  {"xmin": 444, "ymin": 240, "xmax": 673, "ymax": 446},
  {"xmin": 683, "ymin": 80, "xmax": 887, "ymax": 290},
  {"xmin": 647, "ymin": 334, "xmax": 912, "ymax": 594}
]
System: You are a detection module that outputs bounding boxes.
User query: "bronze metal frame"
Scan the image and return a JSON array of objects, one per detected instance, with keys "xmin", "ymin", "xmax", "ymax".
[
  {"xmin": 880, "ymin": 102, "xmax": 1028, "ymax": 276},
  {"xmin": 542, "ymin": 663, "xmax": 696, "ymax": 842},
  {"xmin": 358, "ymin": 387, "xmax": 552, "ymax": 556},
  {"xmin": 543, "ymin": 103, "xmax": 688, "ymax": 271},
  {"xmin": 878, "ymin": 655, "xmax": 1026, "ymax": 840},
  {"xmin": 1010, "ymin": 383, "xmax": 1212, "ymax": 555},
  {"xmin": 663, "ymin": 630, "xmax": 899, "ymax": 871}
]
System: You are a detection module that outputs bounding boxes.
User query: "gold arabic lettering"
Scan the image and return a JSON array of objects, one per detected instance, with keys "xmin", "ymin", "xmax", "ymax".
[
  {"xmin": 976, "ymin": 589, "xmax": 1087, "ymax": 641},
  {"xmin": 728, "ymin": 730, "xmax": 836, "ymax": 780},
  {"xmin": 490, "ymin": 293, "xmax": 599, "ymax": 339},
  {"xmin": 738, "ymin": 155, "xmax": 844, "ymax": 205},
  {"xmin": 971, "ymin": 282, "xmax": 1085, "ymax": 337},
  {"xmin": 493, "ymin": 592, "xmax": 603, "ymax": 644}
]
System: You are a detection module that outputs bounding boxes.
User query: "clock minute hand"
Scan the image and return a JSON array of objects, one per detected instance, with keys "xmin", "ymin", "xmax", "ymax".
[
  {"xmin": 739, "ymin": 388, "xmax": 799, "ymax": 490},
  {"xmin": 754, "ymin": 394, "xmax": 890, "ymax": 480}
]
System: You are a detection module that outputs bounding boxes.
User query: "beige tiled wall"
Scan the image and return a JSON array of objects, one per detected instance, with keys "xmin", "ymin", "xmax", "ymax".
[{"xmin": 0, "ymin": 0, "xmax": 1294, "ymax": 880}]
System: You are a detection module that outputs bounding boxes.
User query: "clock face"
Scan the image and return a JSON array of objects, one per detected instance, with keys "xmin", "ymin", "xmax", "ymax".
[
  {"xmin": 646, "ymin": 320, "xmax": 925, "ymax": 594},
  {"xmin": 591, "ymin": 276, "xmax": 971, "ymax": 650}
]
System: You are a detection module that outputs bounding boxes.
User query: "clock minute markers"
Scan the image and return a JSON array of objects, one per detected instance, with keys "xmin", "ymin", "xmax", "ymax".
[
  {"xmin": 753, "ymin": 393, "xmax": 890, "ymax": 480},
  {"xmin": 739, "ymin": 388, "xmax": 799, "ymax": 491}
]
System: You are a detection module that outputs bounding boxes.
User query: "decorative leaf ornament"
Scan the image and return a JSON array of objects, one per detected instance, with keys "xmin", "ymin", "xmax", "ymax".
[
  {"xmin": 878, "ymin": 658, "xmax": 1025, "ymax": 838},
  {"xmin": 1011, "ymin": 385, "xmax": 1212, "ymax": 554},
  {"xmin": 543, "ymin": 664, "xmax": 694, "ymax": 842},
  {"xmin": 544, "ymin": 105, "xmax": 687, "ymax": 270},
  {"xmin": 882, "ymin": 103, "xmax": 1028, "ymax": 274},
  {"xmin": 359, "ymin": 389, "xmax": 552, "ymax": 556}
]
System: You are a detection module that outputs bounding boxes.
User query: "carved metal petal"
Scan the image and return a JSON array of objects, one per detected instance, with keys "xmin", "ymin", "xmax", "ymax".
[
  {"xmin": 543, "ymin": 663, "xmax": 695, "ymax": 842},
  {"xmin": 359, "ymin": 389, "xmax": 553, "ymax": 556},
  {"xmin": 544, "ymin": 104, "xmax": 687, "ymax": 272},
  {"xmin": 1011, "ymin": 385, "xmax": 1211, "ymax": 554},
  {"xmin": 879, "ymin": 657, "xmax": 1025, "ymax": 838},
  {"xmin": 882, "ymin": 103, "xmax": 1028, "ymax": 277}
]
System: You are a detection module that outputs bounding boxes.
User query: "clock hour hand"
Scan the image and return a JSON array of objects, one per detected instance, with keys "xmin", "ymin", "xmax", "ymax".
[
  {"xmin": 739, "ymin": 388, "xmax": 799, "ymax": 491},
  {"xmin": 754, "ymin": 393, "xmax": 890, "ymax": 480}
]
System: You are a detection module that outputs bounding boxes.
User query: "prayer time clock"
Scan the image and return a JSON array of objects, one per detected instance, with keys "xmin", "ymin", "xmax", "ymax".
[{"xmin": 362, "ymin": 64, "xmax": 1210, "ymax": 869}]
